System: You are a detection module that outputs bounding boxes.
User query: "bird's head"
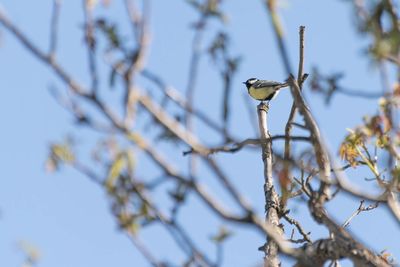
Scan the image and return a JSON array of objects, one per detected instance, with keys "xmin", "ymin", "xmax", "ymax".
[{"xmin": 243, "ymin": 78, "xmax": 258, "ymax": 88}]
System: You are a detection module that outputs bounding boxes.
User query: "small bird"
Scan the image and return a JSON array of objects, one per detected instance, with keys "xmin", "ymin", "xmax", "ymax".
[{"xmin": 243, "ymin": 78, "xmax": 289, "ymax": 102}]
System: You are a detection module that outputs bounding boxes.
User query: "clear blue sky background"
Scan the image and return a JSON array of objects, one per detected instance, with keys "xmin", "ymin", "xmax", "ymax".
[{"xmin": 0, "ymin": 1, "xmax": 398, "ymax": 267}]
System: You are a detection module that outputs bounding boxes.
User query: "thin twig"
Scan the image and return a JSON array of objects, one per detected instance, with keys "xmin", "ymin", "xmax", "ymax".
[
  {"xmin": 83, "ymin": 1, "xmax": 99, "ymax": 94},
  {"xmin": 0, "ymin": 9, "xmax": 88, "ymax": 96},
  {"xmin": 283, "ymin": 213, "xmax": 311, "ymax": 243},
  {"xmin": 264, "ymin": 0, "xmax": 292, "ymax": 74},
  {"xmin": 335, "ymin": 87, "xmax": 383, "ymax": 99},
  {"xmin": 127, "ymin": 234, "xmax": 166, "ymax": 267},
  {"xmin": 184, "ymin": 13, "xmax": 207, "ymax": 178},
  {"xmin": 129, "ymin": 179, "xmax": 216, "ymax": 267},
  {"xmin": 123, "ymin": 0, "xmax": 151, "ymax": 126},
  {"xmin": 137, "ymin": 92, "xmax": 208, "ymax": 154},
  {"xmin": 185, "ymin": 14, "xmax": 206, "ymax": 126},
  {"xmin": 204, "ymin": 158, "xmax": 252, "ymax": 212},
  {"xmin": 342, "ymin": 200, "xmax": 379, "ymax": 228},
  {"xmin": 49, "ymin": 0, "xmax": 61, "ymax": 58},
  {"xmin": 183, "ymin": 135, "xmax": 310, "ymax": 155}
]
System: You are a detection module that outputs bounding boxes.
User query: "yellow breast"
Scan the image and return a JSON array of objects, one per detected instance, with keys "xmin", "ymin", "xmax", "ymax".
[{"xmin": 248, "ymin": 87, "xmax": 277, "ymax": 100}]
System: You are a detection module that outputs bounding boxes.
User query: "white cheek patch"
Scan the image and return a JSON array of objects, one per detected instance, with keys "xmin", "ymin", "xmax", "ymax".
[{"xmin": 248, "ymin": 79, "xmax": 258, "ymax": 85}]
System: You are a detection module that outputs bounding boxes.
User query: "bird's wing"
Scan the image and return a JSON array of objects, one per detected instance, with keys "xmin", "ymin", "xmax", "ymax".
[{"xmin": 253, "ymin": 80, "xmax": 283, "ymax": 89}]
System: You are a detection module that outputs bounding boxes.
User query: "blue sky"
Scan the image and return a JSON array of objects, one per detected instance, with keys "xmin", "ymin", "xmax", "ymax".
[{"xmin": 0, "ymin": 1, "xmax": 398, "ymax": 267}]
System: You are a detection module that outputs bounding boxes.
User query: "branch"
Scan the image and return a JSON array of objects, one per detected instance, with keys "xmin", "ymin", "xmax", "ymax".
[
  {"xmin": 0, "ymin": 7, "xmax": 125, "ymax": 129},
  {"xmin": 126, "ymin": 132, "xmax": 313, "ymax": 263},
  {"xmin": 141, "ymin": 69, "xmax": 232, "ymax": 139},
  {"xmin": 136, "ymin": 92, "xmax": 209, "ymax": 154},
  {"xmin": 284, "ymin": 26, "xmax": 306, "ymax": 199},
  {"xmin": 185, "ymin": 13, "xmax": 206, "ymax": 127},
  {"xmin": 283, "ymin": 213, "xmax": 311, "ymax": 243},
  {"xmin": 299, "ymin": 205, "xmax": 391, "ymax": 267},
  {"xmin": 287, "ymin": 76, "xmax": 331, "ymax": 197},
  {"xmin": 136, "ymin": 91, "xmax": 253, "ymax": 211},
  {"xmin": 342, "ymin": 200, "xmax": 379, "ymax": 228},
  {"xmin": 49, "ymin": 0, "xmax": 61, "ymax": 58},
  {"xmin": 387, "ymin": 192, "xmax": 400, "ymax": 224},
  {"xmin": 183, "ymin": 135, "xmax": 310, "ymax": 155},
  {"xmin": 73, "ymin": 157, "xmax": 215, "ymax": 267},
  {"xmin": 129, "ymin": 178, "xmax": 216, "ymax": 267},
  {"xmin": 264, "ymin": 0, "xmax": 293, "ymax": 74},
  {"xmin": 257, "ymin": 103, "xmax": 283, "ymax": 267},
  {"xmin": 123, "ymin": 0, "xmax": 151, "ymax": 125},
  {"xmin": 335, "ymin": 86, "xmax": 383, "ymax": 99},
  {"xmin": 127, "ymin": 235, "xmax": 166, "ymax": 267},
  {"xmin": 0, "ymin": 8, "xmax": 88, "ymax": 96},
  {"xmin": 83, "ymin": 0, "xmax": 99, "ymax": 93}
]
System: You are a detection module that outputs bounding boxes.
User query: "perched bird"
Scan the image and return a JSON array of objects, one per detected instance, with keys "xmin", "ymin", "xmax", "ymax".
[{"xmin": 243, "ymin": 78, "xmax": 289, "ymax": 102}]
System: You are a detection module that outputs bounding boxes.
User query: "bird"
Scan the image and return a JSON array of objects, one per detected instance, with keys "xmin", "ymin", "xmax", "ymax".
[{"xmin": 243, "ymin": 78, "xmax": 289, "ymax": 102}]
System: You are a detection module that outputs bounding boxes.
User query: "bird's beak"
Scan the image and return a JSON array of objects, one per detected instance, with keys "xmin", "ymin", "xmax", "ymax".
[{"xmin": 242, "ymin": 82, "xmax": 246, "ymax": 84}]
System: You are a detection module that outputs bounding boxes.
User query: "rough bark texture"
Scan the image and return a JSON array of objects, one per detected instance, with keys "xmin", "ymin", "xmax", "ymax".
[{"xmin": 258, "ymin": 103, "xmax": 283, "ymax": 267}]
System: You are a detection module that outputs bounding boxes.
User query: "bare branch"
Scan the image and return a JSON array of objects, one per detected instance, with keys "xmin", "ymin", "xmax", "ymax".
[
  {"xmin": 342, "ymin": 200, "xmax": 379, "ymax": 228},
  {"xmin": 123, "ymin": 0, "xmax": 151, "ymax": 125},
  {"xmin": 284, "ymin": 26, "xmax": 306, "ymax": 202},
  {"xmin": 141, "ymin": 69, "xmax": 232, "ymax": 139},
  {"xmin": 49, "ymin": 0, "xmax": 61, "ymax": 58},
  {"xmin": 264, "ymin": 0, "xmax": 293, "ymax": 74},
  {"xmin": 387, "ymin": 192, "xmax": 400, "ymax": 224},
  {"xmin": 125, "ymin": 132, "xmax": 306, "ymax": 262},
  {"xmin": 283, "ymin": 213, "xmax": 311, "ymax": 243},
  {"xmin": 298, "ymin": 208, "xmax": 391, "ymax": 267},
  {"xmin": 257, "ymin": 103, "xmax": 283, "ymax": 267},
  {"xmin": 335, "ymin": 87, "xmax": 383, "ymax": 99},
  {"xmin": 137, "ymin": 90, "xmax": 253, "ymax": 211},
  {"xmin": 185, "ymin": 14, "xmax": 206, "ymax": 127},
  {"xmin": 0, "ymin": 8, "xmax": 126, "ymax": 129},
  {"xmin": 287, "ymin": 76, "xmax": 331, "ymax": 193},
  {"xmin": 83, "ymin": 0, "xmax": 99, "ymax": 93},
  {"xmin": 126, "ymin": 234, "xmax": 166, "ymax": 267},
  {"xmin": 129, "ymin": 179, "xmax": 216, "ymax": 267},
  {"xmin": 72, "ymin": 156, "xmax": 216, "ymax": 267},
  {"xmin": 183, "ymin": 135, "xmax": 310, "ymax": 155},
  {"xmin": 0, "ymin": 8, "xmax": 88, "ymax": 96},
  {"xmin": 137, "ymin": 92, "xmax": 209, "ymax": 155}
]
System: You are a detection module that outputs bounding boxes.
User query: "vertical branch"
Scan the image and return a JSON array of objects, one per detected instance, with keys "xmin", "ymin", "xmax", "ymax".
[
  {"xmin": 264, "ymin": 0, "xmax": 293, "ymax": 75},
  {"xmin": 185, "ymin": 16, "xmax": 205, "ymax": 126},
  {"xmin": 297, "ymin": 26, "xmax": 306, "ymax": 84},
  {"xmin": 83, "ymin": 0, "xmax": 99, "ymax": 94},
  {"xmin": 185, "ymin": 15, "xmax": 206, "ymax": 176},
  {"xmin": 257, "ymin": 103, "xmax": 283, "ymax": 267},
  {"xmin": 283, "ymin": 26, "xmax": 306, "ymax": 202},
  {"xmin": 49, "ymin": 0, "xmax": 61, "ymax": 59},
  {"xmin": 124, "ymin": 0, "xmax": 151, "ymax": 126},
  {"xmin": 286, "ymin": 76, "xmax": 331, "ymax": 202}
]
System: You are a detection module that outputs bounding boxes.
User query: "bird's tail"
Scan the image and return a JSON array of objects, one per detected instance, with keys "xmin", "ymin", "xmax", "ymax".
[{"xmin": 277, "ymin": 82, "xmax": 290, "ymax": 89}]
